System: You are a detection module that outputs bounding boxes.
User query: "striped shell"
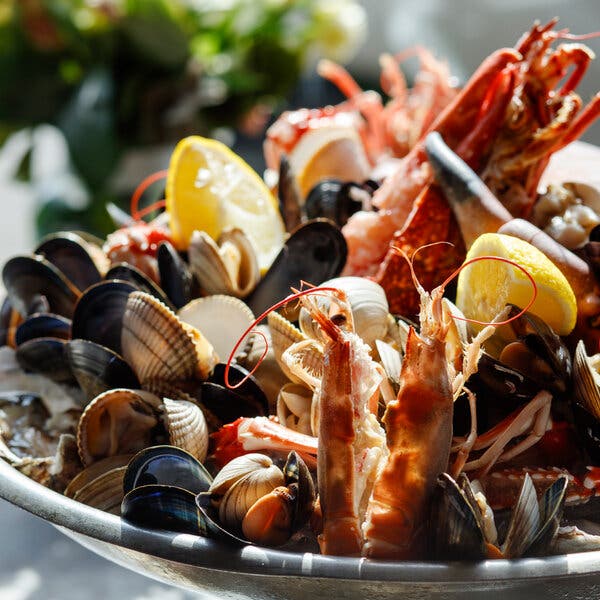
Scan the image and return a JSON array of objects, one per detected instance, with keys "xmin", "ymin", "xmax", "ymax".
[
  {"xmin": 267, "ymin": 311, "xmax": 307, "ymax": 383},
  {"xmin": 163, "ymin": 397, "xmax": 209, "ymax": 463}
]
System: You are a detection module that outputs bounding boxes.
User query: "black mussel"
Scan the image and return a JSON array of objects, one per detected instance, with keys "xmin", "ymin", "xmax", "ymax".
[
  {"xmin": 35, "ymin": 232, "xmax": 103, "ymax": 293},
  {"xmin": 71, "ymin": 280, "xmax": 137, "ymax": 354},
  {"xmin": 15, "ymin": 313, "xmax": 71, "ymax": 346},
  {"xmin": 429, "ymin": 473, "xmax": 487, "ymax": 560},
  {"xmin": 15, "ymin": 337, "xmax": 73, "ymax": 384},
  {"xmin": 304, "ymin": 179, "xmax": 376, "ymax": 227},
  {"xmin": 277, "ymin": 154, "xmax": 302, "ymax": 233},
  {"xmin": 123, "ymin": 445, "xmax": 212, "ymax": 496},
  {"xmin": 283, "ymin": 451, "xmax": 315, "ymax": 531},
  {"xmin": 65, "ymin": 339, "xmax": 139, "ymax": 403},
  {"xmin": 3, "ymin": 255, "xmax": 80, "ymax": 318},
  {"xmin": 571, "ymin": 403, "xmax": 600, "ymax": 464},
  {"xmin": 122, "ymin": 484, "xmax": 202, "ymax": 534},
  {"xmin": 195, "ymin": 491, "xmax": 249, "ymax": 546},
  {"xmin": 0, "ymin": 296, "xmax": 18, "ymax": 346},
  {"xmin": 245, "ymin": 219, "xmax": 347, "ymax": 316},
  {"xmin": 157, "ymin": 241, "xmax": 197, "ymax": 310},
  {"xmin": 201, "ymin": 363, "xmax": 269, "ymax": 421},
  {"xmin": 105, "ymin": 263, "xmax": 174, "ymax": 310}
]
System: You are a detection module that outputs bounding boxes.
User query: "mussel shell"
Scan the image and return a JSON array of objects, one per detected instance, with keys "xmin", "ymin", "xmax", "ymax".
[
  {"xmin": 71, "ymin": 280, "xmax": 137, "ymax": 354},
  {"xmin": 123, "ymin": 445, "xmax": 212, "ymax": 496},
  {"xmin": 15, "ymin": 313, "xmax": 71, "ymax": 346},
  {"xmin": 35, "ymin": 232, "xmax": 102, "ymax": 292},
  {"xmin": 0, "ymin": 296, "xmax": 15, "ymax": 346},
  {"xmin": 3, "ymin": 255, "xmax": 80, "ymax": 318},
  {"xmin": 429, "ymin": 473, "xmax": 487, "ymax": 560},
  {"xmin": 65, "ymin": 339, "xmax": 139, "ymax": 403},
  {"xmin": 106, "ymin": 263, "xmax": 174, "ymax": 311},
  {"xmin": 195, "ymin": 491, "xmax": 250, "ymax": 546},
  {"xmin": 122, "ymin": 484, "xmax": 201, "ymax": 534},
  {"xmin": 277, "ymin": 154, "xmax": 302, "ymax": 233},
  {"xmin": 15, "ymin": 337, "xmax": 73, "ymax": 383},
  {"xmin": 283, "ymin": 451, "xmax": 315, "ymax": 531},
  {"xmin": 304, "ymin": 179, "xmax": 374, "ymax": 227},
  {"xmin": 245, "ymin": 219, "xmax": 347, "ymax": 316},
  {"xmin": 572, "ymin": 403, "xmax": 600, "ymax": 464},
  {"xmin": 157, "ymin": 241, "xmax": 197, "ymax": 310},
  {"xmin": 197, "ymin": 363, "xmax": 268, "ymax": 423}
]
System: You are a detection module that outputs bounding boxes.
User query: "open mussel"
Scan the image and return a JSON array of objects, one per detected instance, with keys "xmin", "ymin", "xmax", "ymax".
[
  {"xmin": 35, "ymin": 232, "xmax": 104, "ymax": 292},
  {"xmin": 3, "ymin": 255, "xmax": 81, "ymax": 318},
  {"xmin": 65, "ymin": 339, "xmax": 139, "ymax": 403},
  {"xmin": 71, "ymin": 280, "xmax": 137, "ymax": 355},
  {"xmin": 245, "ymin": 219, "xmax": 347, "ymax": 316}
]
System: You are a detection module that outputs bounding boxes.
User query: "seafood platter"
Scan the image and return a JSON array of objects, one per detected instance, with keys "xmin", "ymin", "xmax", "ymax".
[{"xmin": 3, "ymin": 18, "xmax": 600, "ymax": 599}]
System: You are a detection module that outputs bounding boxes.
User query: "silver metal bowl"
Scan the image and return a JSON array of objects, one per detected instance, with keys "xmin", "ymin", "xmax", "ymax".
[{"xmin": 1, "ymin": 457, "xmax": 599, "ymax": 599}]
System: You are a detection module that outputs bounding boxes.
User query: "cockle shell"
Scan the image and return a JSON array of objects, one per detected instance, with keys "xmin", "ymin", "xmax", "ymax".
[
  {"xmin": 77, "ymin": 388, "xmax": 162, "ymax": 466},
  {"xmin": 121, "ymin": 291, "xmax": 218, "ymax": 386},
  {"xmin": 267, "ymin": 311, "xmax": 308, "ymax": 383},
  {"xmin": 178, "ymin": 295, "xmax": 255, "ymax": 360},
  {"xmin": 188, "ymin": 228, "xmax": 260, "ymax": 298},
  {"xmin": 208, "ymin": 453, "xmax": 284, "ymax": 531},
  {"xmin": 298, "ymin": 276, "xmax": 389, "ymax": 347},
  {"xmin": 281, "ymin": 339, "xmax": 324, "ymax": 390},
  {"xmin": 276, "ymin": 382, "xmax": 313, "ymax": 435},
  {"xmin": 573, "ymin": 339, "xmax": 600, "ymax": 419},
  {"xmin": 163, "ymin": 397, "xmax": 209, "ymax": 463}
]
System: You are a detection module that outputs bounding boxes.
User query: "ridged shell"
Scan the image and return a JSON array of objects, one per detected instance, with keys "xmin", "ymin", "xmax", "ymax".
[
  {"xmin": 178, "ymin": 295, "xmax": 255, "ymax": 360},
  {"xmin": 77, "ymin": 388, "xmax": 162, "ymax": 466},
  {"xmin": 573, "ymin": 339, "xmax": 600, "ymax": 419},
  {"xmin": 276, "ymin": 382, "xmax": 313, "ymax": 435},
  {"xmin": 281, "ymin": 339, "xmax": 324, "ymax": 390},
  {"xmin": 64, "ymin": 454, "xmax": 132, "ymax": 514},
  {"xmin": 299, "ymin": 276, "xmax": 389, "ymax": 347},
  {"xmin": 267, "ymin": 311, "xmax": 307, "ymax": 383},
  {"xmin": 217, "ymin": 459, "xmax": 285, "ymax": 531},
  {"xmin": 163, "ymin": 397, "xmax": 209, "ymax": 463},
  {"xmin": 209, "ymin": 453, "xmax": 282, "ymax": 497},
  {"xmin": 121, "ymin": 291, "xmax": 218, "ymax": 385},
  {"xmin": 188, "ymin": 228, "xmax": 260, "ymax": 298}
]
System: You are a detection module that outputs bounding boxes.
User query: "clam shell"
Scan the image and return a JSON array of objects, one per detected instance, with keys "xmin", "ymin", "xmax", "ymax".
[
  {"xmin": 217, "ymin": 459, "xmax": 285, "ymax": 531},
  {"xmin": 188, "ymin": 228, "xmax": 260, "ymax": 298},
  {"xmin": 573, "ymin": 339, "xmax": 600, "ymax": 419},
  {"xmin": 277, "ymin": 382, "xmax": 313, "ymax": 435},
  {"xmin": 163, "ymin": 397, "xmax": 209, "ymax": 463},
  {"xmin": 178, "ymin": 295, "xmax": 255, "ymax": 360},
  {"xmin": 267, "ymin": 311, "xmax": 307, "ymax": 383},
  {"xmin": 209, "ymin": 453, "xmax": 282, "ymax": 497},
  {"xmin": 281, "ymin": 339, "xmax": 324, "ymax": 390},
  {"xmin": 121, "ymin": 291, "xmax": 218, "ymax": 386},
  {"xmin": 77, "ymin": 388, "xmax": 163, "ymax": 466}
]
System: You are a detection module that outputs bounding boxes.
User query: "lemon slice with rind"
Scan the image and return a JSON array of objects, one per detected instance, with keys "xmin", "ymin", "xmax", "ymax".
[
  {"xmin": 166, "ymin": 136, "xmax": 285, "ymax": 272},
  {"xmin": 455, "ymin": 233, "xmax": 577, "ymax": 336}
]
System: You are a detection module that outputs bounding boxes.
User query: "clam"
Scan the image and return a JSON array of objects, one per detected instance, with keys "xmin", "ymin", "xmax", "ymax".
[
  {"xmin": 121, "ymin": 291, "xmax": 218, "ymax": 387},
  {"xmin": 77, "ymin": 388, "xmax": 163, "ymax": 466},
  {"xmin": 573, "ymin": 339, "xmax": 600, "ymax": 419},
  {"xmin": 277, "ymin": 382, "xmax": 313, "ymax": 435},
  {"xmin": 281, "ymin": 339, "xmax": 324, "ymax": 391},
  {"xmin": 163, "ymin": 397, "xmax": 209, "ymax": 463},
  {"xmin": 267, "ymin": 311, "xmax": 307, "ymax": 383},
  {"xmin": 188, "ymin": 228, "xmax": 260, "ymax": 298},
  {"xmin": 64, "ymin": 454, "xmax": 132, "ymax": 514},
  {"xmin": 209, "ymin": 453, "xmax": 285, "ymax": 532},
  {"xmin": 178, "ymin": 295, "xmax": 255, "ymax": 360}
]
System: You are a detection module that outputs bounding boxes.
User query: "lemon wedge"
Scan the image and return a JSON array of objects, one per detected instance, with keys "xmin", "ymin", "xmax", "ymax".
[
  {"xmin": 455, "ymin": 233, "xmax": 577, "ymax": 336},
  {"xmin": 166, "ymin": 136, "xmax": 285, "ymax": 272}
]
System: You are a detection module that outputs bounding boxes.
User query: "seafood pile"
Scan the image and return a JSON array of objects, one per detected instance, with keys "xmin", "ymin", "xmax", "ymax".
[{"xmin": 3, "ymin": 19, "xmax": 600, "ymax": 561}]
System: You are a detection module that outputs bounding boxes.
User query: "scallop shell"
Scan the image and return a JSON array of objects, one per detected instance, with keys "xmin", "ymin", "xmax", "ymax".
[
  {"xmin": 121, "ymin": 291, "xmax": 218, "ymax": 385},
  {"xmin": 267, "ymin": 311, "xmax": 307, "ymax": 383},
  {"xmin": 163, "ymin": 397, "xmax": 209, "ymax": 463},
  {"xmin": 188, "ymin": 228, "xmax": 260, "ymax": 298},
  {"xmin": 299, "ymin": 276, "xmax": 389, "ymax": 347},
  {"xmin": 178, "ymin": 295, "xmax": 255, "ymax": 360},
  {"xmin": 276, "ymin": 382, "xmax": 313, "ymax": 435},
  {"xmin": 77, "ymin": 388, "xmax": 163, "ymax": 466},
  {"xmin": 573, "ymin": 339, "xmax": 600, "ymax": 419}
]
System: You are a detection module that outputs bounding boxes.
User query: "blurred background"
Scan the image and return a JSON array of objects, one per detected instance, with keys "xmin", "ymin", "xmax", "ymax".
[{"xmin": 0, "ymin": 1, "xmax": 599, "ymax": 598}]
